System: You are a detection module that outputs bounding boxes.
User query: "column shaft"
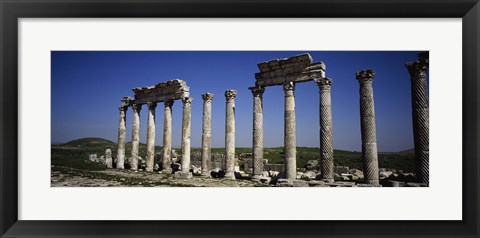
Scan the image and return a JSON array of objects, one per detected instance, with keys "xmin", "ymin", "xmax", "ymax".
[
  {"xmin": 356, "ymin": 70, "xmax": 379, "ymax": 186},
  {"xmin": 317, "ymin": 78, "xmax": 334, "ymax": 181},
  {"xmin": 145, "ymin": 102, "xmax": 157, "ymax": 172},
  {"xmin": 406, "ymin": 52, "xmax": 429, "ymax": 185},
  {"xmin": 162, "ymin": 100, "xmax": 174, "ymax": 173},
  {"xmin": 283, "ymin": 82, "xmax": 296, "ymax": 179},
  {"xmin": 201, "ymin": 93, "xmax": 214, "ymax": 176},
  {"xmin": 130, "ymin": 104, "xmax": 142, "ymax": 170},
  {"xmin": 116, "ymin": 106, "xmax": 127, "ymax": 169},
  {"xmin": 250, "ymin": 87, "xmax": 265, "ymax": 177},
  {"xmin": 181, "ymin": 97, "xmax": 193, "ymax": 174},
  {"xmin": 225, "ymin": 90, "xmax": 237, "ymax": 179}
]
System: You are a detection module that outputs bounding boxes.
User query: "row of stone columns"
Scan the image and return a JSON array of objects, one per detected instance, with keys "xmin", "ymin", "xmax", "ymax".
[{"xmin": 116, "ymin": 98, "xmax": 192, "ymax": 176}]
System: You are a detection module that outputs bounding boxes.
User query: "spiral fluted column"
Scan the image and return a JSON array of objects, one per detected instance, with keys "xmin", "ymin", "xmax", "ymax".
[
  {"xmin": 316, "ymin": 78, "xmax": 334, "ymax": 181},
  {"xmin": 250, "ymin": 86, "xmax": 265, "ymax": 177}
]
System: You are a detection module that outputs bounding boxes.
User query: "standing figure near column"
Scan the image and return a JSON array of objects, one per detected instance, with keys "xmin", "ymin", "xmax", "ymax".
[
  {"xmin": 316, "ymin": 78, "xmax": 334, "ymax": 182},
  {"xmin": 356, "ymin": 69, "xmax": 380, "ymax": 186},
  {"xmin": 145, "ymin": 102, "xmax": 157, "ymax": 172},
  {"xmin": 224, "ymin": 90, "xmax": 237, "ymax": 179},
  {"xmin": 283, "ymin": 81, "xmax": 297, "ymax": 180},
  {"xmin": 250, "ymin": 86, "xmax": 265, "ymax": 178},
  {"xmin": 175, "ymin": 96, "xmax": 193, "ymax": 179},
  {"xmin": 406, "ymin": 52, "xmax": 429, "ymax": 185},
  {"xmin": 201, "ymin": 93, "xmax": 214, "ymax": 177},
  {"xmin": 116, "ymin": 105, "xmax": 128, "ymax": 169},
  {"xmin": 162, "ymin": 100, "xmax": 174, "ymax": 173},
  {"xmin": 130, "ymin": 104, "xmax": 142, "ymax": 170}
]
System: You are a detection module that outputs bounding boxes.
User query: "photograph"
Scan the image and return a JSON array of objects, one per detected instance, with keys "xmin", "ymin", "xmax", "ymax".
[{"xmin": 50, "ymin": 50, "xmax": 429, "ymax": 188}]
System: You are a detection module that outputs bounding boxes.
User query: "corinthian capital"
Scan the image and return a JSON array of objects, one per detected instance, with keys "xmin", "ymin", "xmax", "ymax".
[
  {"xmin": 225, "ymin": 90, "xmax": 237, "ymax": 100},
  {"xmin": 201, "ymin": 93, "xmax": 214, "ymax": 102},
  {"xmin": 283, "ymin": 81, "xmax": 295, "ymax": 91},
  {"xmin": 315, "ymin": 77, "xmax": 332, "ymax": 88},
  {"xmin": 356, "ymin": 69, "xmax": 375, "ymax": 83},
  {"xmin": 146, "ymin": 102, "xmax": 157, "ymax": 110},
  {"xmin": 131, "ymin": 104, "xmax": 142, "ymax": 112},
  {"xmin": 164, "ymin": 99, "xmax": 174, "ymax": 108},
  {"xmin": 182, "ymin": 96, "xmax": 193, "ymax": 105},
  {"xmin": 406, "ymin": 52, "xmax": 429, "ymax": 78},
  {"xmin": 249, "ymin": 86, "xmax": 265, "ymax": 97}
]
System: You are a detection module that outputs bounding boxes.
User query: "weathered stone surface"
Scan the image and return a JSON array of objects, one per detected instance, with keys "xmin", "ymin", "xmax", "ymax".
[
  {"xmin": 304, "ymin": 160, "xmax": 318, "ymax": 171},
  {"xmin": 316, "ymin": 77, "xmax": 334, "ymax": 182},
  {"xmin": 283, "ymin": 82, "xmax": 296, "ymax": 179},
  {"xmin": 224, "ymin": 90, "xmax": 237, "ymax": 179},
  {"xmin": 132, "ymin": 79, "xmax": 189, "ymax": 104},
  {"xmin": 356, "ymin": 69, "xmax": 380, "ymax": 186},
  {"xmin": 406, "ymin": 52, "xmax": 429, "ymax": 186},
  {"xmin": 116, "ymin": 104, "xmax": 128, "ymax": 169},
  {"xmin": 250, "ymin": 86, "xmax": 265, "ymax": 177},
  {"xmin": 174, "ymin": 171, "xmax": 193, "ymax": 179},
  {"xmin": 201, "ymin": 93, "xmax": 214, "ymax": 176},
  {"xmin": 180, "ymin": 97, "xmax": 193, "ymax": 179},
  {"xmin": 89, "ymin": 154, "xmax": 97, "ymax": 162},
  {"xmin": 162, "ymin": 100, "xmax": 174, "ymax": 173},
  {"xmin": 130, "ymin": 104, "xmax": 142, "ymax": 170},
  {"xmin": 105, "ymin": 149, "xmax": 113, "ymax": 168},
  {"xmin": 145, "ymin": 102, "xmax": 157, "ymax": 172}
]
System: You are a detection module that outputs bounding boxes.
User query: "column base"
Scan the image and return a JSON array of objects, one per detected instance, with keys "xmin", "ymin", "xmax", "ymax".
[
  {"xmin": 162, "ymin": 168, "xmax": 173, "ymax": 174},
  {"xmin": 224, "ymin": 172, "xmax": 236, "ymax": 180},
  {"xmin": 174, "ymin": 171, "xmax": 193, "ymax": 179}
]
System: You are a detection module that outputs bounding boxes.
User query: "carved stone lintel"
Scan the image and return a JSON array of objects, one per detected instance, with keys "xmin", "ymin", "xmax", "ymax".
[
  {"xmin": 249, "ymin": 86, "xmax": 265, "ymax": 97},
  {"xmin": 356, "ymin": 69, "xmax": 375, "ymax": 83},
  {"xmin": 201, "ymin": 93, "xmax": 214, "ymax": 102},
  {"xmin": 283, "ymin": 81, "xmax": 295, "ymax": 91}
]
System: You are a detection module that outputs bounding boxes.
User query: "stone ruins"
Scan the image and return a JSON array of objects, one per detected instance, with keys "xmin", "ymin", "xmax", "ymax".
[{"xmin": 106, "ymin": 52, "xmax": 429, "ymax": 187}]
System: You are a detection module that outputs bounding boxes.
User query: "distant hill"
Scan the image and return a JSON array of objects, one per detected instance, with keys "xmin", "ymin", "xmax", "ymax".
[
  {"xmin": 397, "ymin": 148, "xmax": 415, "ymax": 154},
  {"xmin": 63, "ymin": 137, "xmax": 115, "ymax": 147}
]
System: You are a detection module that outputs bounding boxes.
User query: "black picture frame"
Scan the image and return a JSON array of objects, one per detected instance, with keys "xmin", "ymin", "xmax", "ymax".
[{"xmin": 1, "ymin": 0, "xmax": 479, "ymax": 237}]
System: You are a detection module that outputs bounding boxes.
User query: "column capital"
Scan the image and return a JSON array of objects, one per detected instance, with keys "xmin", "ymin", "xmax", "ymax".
[
  {"xmin": 131, "ymin": 103, "xmax": 142, "ymax": 112},
  {"xmin": 225, "ymin": 90, "xmax": 237, "ymax": 101},
  {"xmin": 356, "ymin": 69, "xmax": 375, "ymax": 83},
  {"xmin": 249, "ymin": 86, "xmax": 265, "ymax": 97},
  {"xmin": 315, "ymin": 77, "xmax": 332, "ymax": 89},
  {"xmin": 118, "ymin": 105, "xmax": 128, "ymax": 112},
  {"xmin": 164, "ymin": 99, "xmax": 174, "ymax": 107},
  {"xmin": 406, "ymin": 52, "xmax": 429, "ymax": 77},
  {"xmin": 283, "ymin": 81, "xmax": 295, "ymax": 91},
  {"xmin": 146, "ymin": 102, "xmax": 157, "ymax": 110},
  {"xmin": 182, "ymin": 96, "xmax": 193, "ymax": 105},
  {"xmin": 201, "ymin": 93, "xmax": 214, "ymax": 102}
]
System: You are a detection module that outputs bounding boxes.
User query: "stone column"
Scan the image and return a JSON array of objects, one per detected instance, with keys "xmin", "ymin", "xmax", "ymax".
[
  {"xmin": 406, "ymin": 52, "xmax": 429, "ymax": 185},
  {"xmin": 175, "ymin": 96, "xmax": 193, "ymax": 179},
  {"xmin": 106, "ymin": 149, "xmax": 113, "ymax": 168},
  {"xmin": 224, "ymin": 90, "xmax": 237, "ymax": 179},
  {"xmin": 201, "ymin": 93, "xmax": 214, "ymax": 176},
  {"xmin": 130, "ymin": 104, "xmax": 142, "ymax": 170},
  {"xmin": 250, "ymin": 86, "xmax": 265, "ymax": 177},
  {"xmin": 162, "ymin": 100, "xmax": 174, "ymax": 173},
  {"xmin": 283, "ymin": 82, "xmax": 297, "ymax": 180},
  {"xmin": 145, "ymin": 102, "xmax": 157, "ymax": 172},
  {"xmin": 116, "ymin": 106, "xmax": 128, "ymax": 169},
  {"xmin": 316, "ymin": 78, "xmax": 334, "ymax": 181},
  {"xmin": 356, "ymin": 70, "xmax": 379, "ymax": 186}
]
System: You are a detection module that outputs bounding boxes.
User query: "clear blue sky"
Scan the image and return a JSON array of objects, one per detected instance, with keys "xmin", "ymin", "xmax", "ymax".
[{"xmin": 51, "ymin": 51, "xmax": 426, "ymax": 152}]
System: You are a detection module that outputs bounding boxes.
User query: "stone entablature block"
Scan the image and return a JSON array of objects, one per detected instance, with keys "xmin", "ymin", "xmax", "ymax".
[{"xmin": 132, "ymin": 79, "xmax": 190, "ymax": 104}]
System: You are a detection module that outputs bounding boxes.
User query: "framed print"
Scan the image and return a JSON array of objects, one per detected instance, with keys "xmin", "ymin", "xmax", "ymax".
[{"xmin": 1, "ymin": 0, "xmax": 479, "ymax": 237}]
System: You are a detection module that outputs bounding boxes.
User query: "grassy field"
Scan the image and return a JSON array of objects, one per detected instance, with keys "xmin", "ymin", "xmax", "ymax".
[{"xmin": 52, "ymin": 137, "xmax": 415, "ymax": 173}]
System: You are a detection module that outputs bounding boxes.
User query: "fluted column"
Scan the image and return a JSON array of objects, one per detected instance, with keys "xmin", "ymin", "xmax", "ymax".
[
  {"xmin": 201, "ymin": 93, "xmax": 214, "ymax": 176},
  {"xmin": 356, "ymin": 70, "xmax": 379, "ymax": 186},
  {"xmin": 406, "ymin": 52, "xmax": 429, "ymax": 185},
  {"xmin": 316, "ymin": 78, "xmax": 334, "ymax": 181},
  {"xmin": 116, "ymin": 106, "xmax": 128, "ymax": 169},
  {"xmin": 283, "ymin": 82, "xmax": 296, "ymax": 179},
  {"xmin": 180, "ymin": 97, "xmax": 193, "ymax": 175},
  {"xmin": 225, "ymin": 90, "xmax": 237, "ymax": 179},
  {"xmin": 130, "ymin": 104, "xmax": 142, "ymax": 170},
  {"xmin": 250, "ymin": 86, "xmax": 265, "ymax": 177},
  {"xmin": 162, "ymin": 100, "xmax": 174, "ymax": 173},
  {"xmin": 145, "ymin": 102, "xmax": 157, "ymax": 172}
]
